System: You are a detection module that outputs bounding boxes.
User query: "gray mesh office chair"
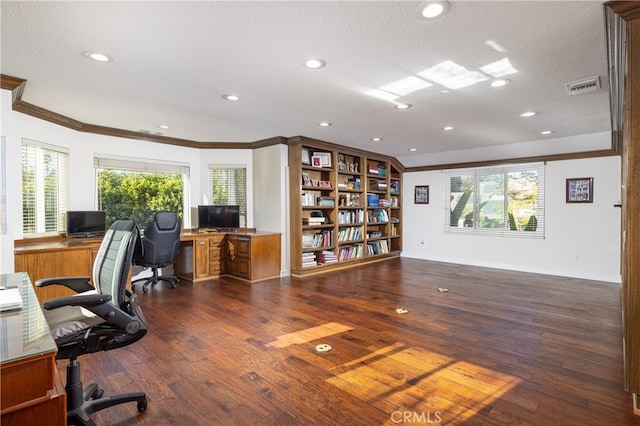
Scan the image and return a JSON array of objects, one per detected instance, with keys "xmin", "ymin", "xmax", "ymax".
[{"xmin": 37, "ymin": 220, "xmax": 148, "ymax": 426}]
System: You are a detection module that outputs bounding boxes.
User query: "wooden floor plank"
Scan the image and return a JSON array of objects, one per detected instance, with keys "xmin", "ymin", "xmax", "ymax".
[{"xmin": 54, "ymin": 258, "xmax": 640, "ymax": 425}]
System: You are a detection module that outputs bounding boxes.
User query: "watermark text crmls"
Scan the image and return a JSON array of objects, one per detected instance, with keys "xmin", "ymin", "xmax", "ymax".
[{"xmin": 391, "ymin": 410, "xmax": 442, "ymax": 424}]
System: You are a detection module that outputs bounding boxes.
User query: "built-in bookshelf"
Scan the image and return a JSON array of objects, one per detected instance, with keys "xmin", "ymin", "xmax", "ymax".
[{"xmin": 288, "ymin": 136, "xmax": 403, "ymax": 276}]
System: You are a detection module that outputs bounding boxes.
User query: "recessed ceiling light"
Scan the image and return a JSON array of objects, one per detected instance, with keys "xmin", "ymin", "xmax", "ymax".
[
  {"xmin": 305, "ymin": 58, "xmax": 326, "ymax": 69},
  {"xmin": 319, "ymin": 121, "xmax": 332, "ymax": 127},
  {"xmin": 222, "ymin": 94, "xmax": 239, "ymax": 101},
  {"xmin": 444, "ymin": 126, "xmax": 455, "ymax": 131},
  {"xmin": 371, "ymin": 137, "xmax": 382, "ymax": 142},
  {"xmin": 541, "ymin": 130, "xmax": 554, "ymax": 135},
  {"xmin": 409, "ymin": 148, "xmax": 418, "ymax": 152},
  {"xmin": 82, "ymin": 51, "xmax": 112, "ymax": 62},
  {"xmin": 490, "ymin": 79, "xmax": 510, "ymax": 88},
  {"xmin": 520, "ymin": 111, "xmax": 537, "ymax": 117},
  {"xmin": 418, "ymin": 1, "xmax": 450, "ymax": 19},
  {"xmin": 157, "ymin": 125, "xmax": 169, "ymax": 129},
  {"xmin": 395, "ymin": 103, "xmax": 412, "ymax": 110}
]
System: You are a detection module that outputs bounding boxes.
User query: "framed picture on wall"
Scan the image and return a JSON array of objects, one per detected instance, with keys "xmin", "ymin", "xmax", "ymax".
[
  {"xmin": 415, "ymin": 185, "xmax": 429, "ymax": 204},
  {"xmin": 566, "ymin": 177, "xmax": 593, "ymax": 203}
]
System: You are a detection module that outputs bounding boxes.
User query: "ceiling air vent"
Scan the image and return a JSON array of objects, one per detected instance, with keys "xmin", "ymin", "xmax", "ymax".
[{"xmin": 566, "ymin": 76, "xmax": 600, "ymax": 96}]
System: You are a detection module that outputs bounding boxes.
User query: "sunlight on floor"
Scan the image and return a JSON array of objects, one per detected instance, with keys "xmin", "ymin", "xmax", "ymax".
[
  {"xmin": 326, "ymin": 343, "xmax": 523, "ymax": 423},
  {"xmin": 265, "ymin": 322, "xmax": 354, "ymax": 348}
]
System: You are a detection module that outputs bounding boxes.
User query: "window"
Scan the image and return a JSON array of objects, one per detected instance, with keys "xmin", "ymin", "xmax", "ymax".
[
  {"xmin": 207, "ymin": 166, "xmax": 247, "ymax": 228},
  {"xmin": 22, "ymin": 139, "xmax": 69, "ymax": 235},
  {"xmin": 95, "ymin": 156, "xmax": 189, "ymax": 228},
  {"xmin": 445, "ymin": 163, "xmax": 544, "ymax": 238}
]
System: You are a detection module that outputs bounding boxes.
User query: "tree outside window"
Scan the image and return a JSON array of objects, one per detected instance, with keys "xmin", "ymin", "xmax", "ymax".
[{"xmin": 446, "ymin": 164, "xmax": 544, "ymax": 238}]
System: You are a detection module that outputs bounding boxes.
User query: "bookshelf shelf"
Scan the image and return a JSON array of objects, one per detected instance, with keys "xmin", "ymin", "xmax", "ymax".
[{"xmin": 289, "ymin": 136, "xmax": 402, "ymax": 276}]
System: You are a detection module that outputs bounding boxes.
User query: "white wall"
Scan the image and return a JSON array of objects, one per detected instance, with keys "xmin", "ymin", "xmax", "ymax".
[
  {"xmin": 0, "ymin": 89, "xmax": 259, "ymax": 273},
  {"xmin": 253, "ymin": 144, "xmax": 290, "ymax": 276},
  {"xmin": 402, "ymin": 155, "xmax": 621, "ymax": 283}
]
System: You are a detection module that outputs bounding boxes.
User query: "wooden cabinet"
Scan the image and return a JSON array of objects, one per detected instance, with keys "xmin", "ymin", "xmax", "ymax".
[
  {"xmin": 177, "ymin": 231, "xmax": 281, "ymax": 283},
  {"xmin": 288, "ymin": 136, "xmax": 403, "ymax": 276},
  {"xmin": 1, "ymin": 273, "xmax": 66, "ymax": 425},
  {"xmin": 14, "ymin": 236, "xmax": 102, "ymax": 305},
  {"xmin": 226, "ymin": 233, "xmax": 281, "ymax": 282}
]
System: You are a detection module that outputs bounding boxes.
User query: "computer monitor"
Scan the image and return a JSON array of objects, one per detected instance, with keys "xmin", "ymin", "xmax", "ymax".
[
  {"xmin": 66, "ymin": 210, "xmax": 106, "ymax": 238},
  {"xmin": 197, "ymin": 205, "xmax": 240, "ymax": 230}
]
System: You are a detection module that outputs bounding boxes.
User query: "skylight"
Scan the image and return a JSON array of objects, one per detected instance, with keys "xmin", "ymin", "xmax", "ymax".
[
  {"xmin": 380, "ymin": 76, "xmax": 432, "ymax": 96},
  {"xmin": 480, "ymin": 58, "xmax": 518, "ymax": 78},
  {"xmin": 417, "ymin": 60, "xmax": 489, "ymax": 90}
]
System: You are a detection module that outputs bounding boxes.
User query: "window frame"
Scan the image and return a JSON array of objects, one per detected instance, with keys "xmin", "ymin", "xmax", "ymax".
[
  {"xmin": 444, "ymin": 162, "xmax": 545, "ymax": 239},
  {"xmin": 21, "ymin": 139, "xmax": 69, "ymax": 236},
  {"xmin": 94, "ymin": 155, "xmax": 190, "ymax": 228},
  {"xmin": 207, "ymin": 165, "xmax": 248, "ymax": 228}
]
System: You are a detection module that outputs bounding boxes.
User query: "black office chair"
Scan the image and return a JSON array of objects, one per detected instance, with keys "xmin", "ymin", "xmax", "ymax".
[
  {"xmin": 132, "ymin": 211, "xmax": 181, "ymax": 293},
  {"xmin": 36, "ymin": 220, "xmax": 148, "ymax": 426}
]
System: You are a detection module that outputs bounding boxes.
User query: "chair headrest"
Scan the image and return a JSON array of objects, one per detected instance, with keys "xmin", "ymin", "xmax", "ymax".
[{"xmin": 155, "ymin": 211, "xmax": 178, "ymax": 230}]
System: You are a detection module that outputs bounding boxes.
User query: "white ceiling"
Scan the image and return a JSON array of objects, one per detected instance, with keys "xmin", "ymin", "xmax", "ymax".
[{"xmin": 1, "ymin": 1, "xmax": 611, "ymax": 167}]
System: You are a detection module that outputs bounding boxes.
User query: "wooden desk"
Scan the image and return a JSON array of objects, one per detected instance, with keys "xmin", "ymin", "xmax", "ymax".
[
  {"xmin": 0, "ymin": 273, "xmax": 66, "ymax": 425},
  {"xmin": 15, "ymin": 230, "xmax": 282, "ymax": 303},
  {"xmin": 175, "ymin": 230, "xmax": 281, "ymax": 283}
]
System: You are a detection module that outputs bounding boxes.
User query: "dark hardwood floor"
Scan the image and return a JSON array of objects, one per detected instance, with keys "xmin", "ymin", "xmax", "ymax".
[{"xmin": 62, "ymin": 258, "xmax": 640, "ymax": 425}]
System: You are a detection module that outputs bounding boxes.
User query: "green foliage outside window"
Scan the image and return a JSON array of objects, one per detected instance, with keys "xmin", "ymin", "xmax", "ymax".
[{"xmin": 97, "ymin": 170, "xmax": 183, "ymax": 228}]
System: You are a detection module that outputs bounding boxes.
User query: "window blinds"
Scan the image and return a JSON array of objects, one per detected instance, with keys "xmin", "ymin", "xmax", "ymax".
[
  {"xmin": 207, "ymin": 166, "xmax": 247, "ymax": 228},
  {"xmin": 21, "ymin": 139, "xmax": 69, "ymax": 234}
]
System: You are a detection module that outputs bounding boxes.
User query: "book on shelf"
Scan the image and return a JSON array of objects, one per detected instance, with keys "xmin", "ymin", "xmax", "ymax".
[
  {"xmin": 390, "ymin": 179, "xmax": 400, "ymax": 194},
  {"xmin": 302, "ymin": 252, "xmax": 318, "ymax": 267},
  {"xmin": 377, "ymin": 164, "xmax": 387, "ymax": 176},
  {"xmin": 303, "ymin": 216, "xmax": 325, "ymax": 225},
  {"xmin": 367, "ymin": 209, "xmax": 389, "ymax": 223},
  {"xmin": 367, "ymin": 231, "xmax": 383, "ymax": 239},
  {"xmin": 337, "ymin": 226, "xmax": 363, "ymax": 242},
  {"xmin": 339, "ymin": 243, "xmax": 364, "ymax": 260},
  {"xmin": 390, "ymin": 196, "xmax": 399, "ymax": 208},
  {"xmin": 302, "ymin": 192, "xmax": 316, "ymax": 206},
  {"xmin": 367, "ymin": 162, "xmax": 379, "ymax": 175},
  {"xmin": 366, "ymin": 193, "xmax": 379, "ymax": 207},
  {"xmin": 337, "ymin": 209, "xmax": 364, "ymax": 224},
  {"xmin": 302, "ymin": 230, "xmax": 334, "ymax": 248},
  {"xmin": 370, "ymin": 180, "xmax": 388, "ymax": 191},
  {"xmin": 378, "ymin": 198, "xmax": 391, "ymax": 207},
  {"xmin": 367, "ymin": 240, "xmax": 389, "ymax": 255},
  {"xmin": 316, "ymin": 250, "xmax": 338, "ymax": 264}
]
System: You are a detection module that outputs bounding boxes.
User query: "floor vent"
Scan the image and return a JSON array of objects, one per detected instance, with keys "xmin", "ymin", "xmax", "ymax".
[{"xmin": 566, "ymin": 76, "xmax": 600, "ymax": 95}]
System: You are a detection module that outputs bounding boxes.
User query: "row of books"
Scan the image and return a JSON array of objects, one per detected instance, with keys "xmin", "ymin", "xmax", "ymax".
[
  {"xmin": 367, "ymin": 240, "xmax": 389, "ymax": 255},
  {"xmin": 302, "ymin": 230, "xmax": 334, "ymax": 248},
  {"xmin": 367, "ymin": 209, "xmax": 389, "ymax": 223},
  {"xmin": 339, "ymin": 243, "xmax": 365, "ymax": 260},
  {"xmin": 337, "ymin": 209, "xmax": 364, "ymax": 224},
  {"xmin": 337, "ymin": 226, "xmax": 363, "ymax": 242}
]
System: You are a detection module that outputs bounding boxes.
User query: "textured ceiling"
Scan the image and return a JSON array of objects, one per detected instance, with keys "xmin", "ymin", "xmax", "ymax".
[{"xmin": 1, "ymin": 1, "xmax": 611, "ymax": 166}]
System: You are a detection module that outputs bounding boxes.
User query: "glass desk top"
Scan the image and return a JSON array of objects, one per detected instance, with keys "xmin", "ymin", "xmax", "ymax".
[{"xmin": 0, "ymin": 273, "xmax": 57, "ymax": 364}]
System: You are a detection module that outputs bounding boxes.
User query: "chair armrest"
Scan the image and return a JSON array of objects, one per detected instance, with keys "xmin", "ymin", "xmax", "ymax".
[
  {"xmin": 35, "ymin": 276, "xmax": 93, "ymax": 293},
  {"xmin": 43, "ymin": 294, "xmax": 112, "ymax": 310}
]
